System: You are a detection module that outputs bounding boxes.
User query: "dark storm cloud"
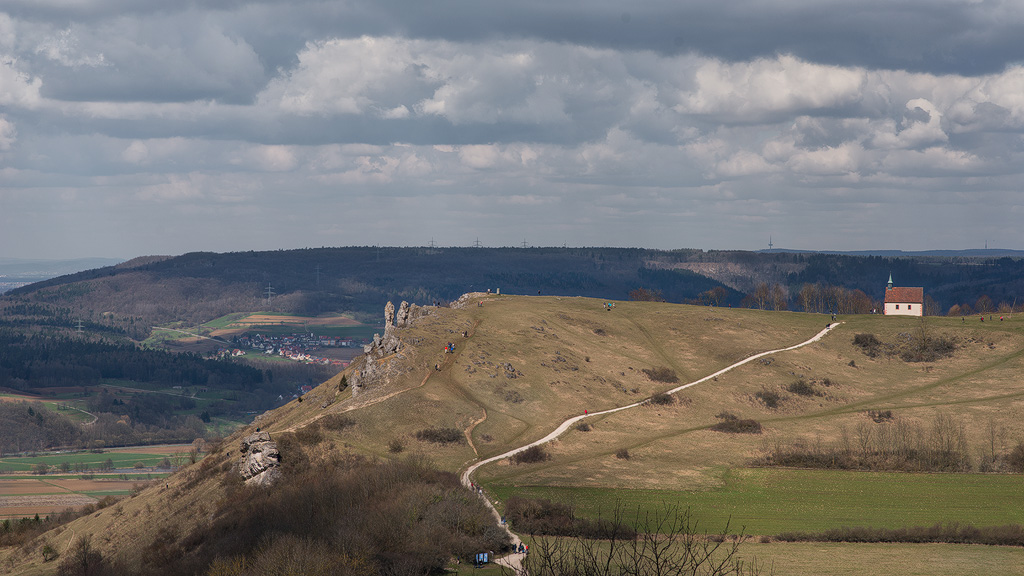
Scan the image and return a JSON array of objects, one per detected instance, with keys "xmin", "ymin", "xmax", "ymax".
[{"xmin": 7, "ymin": 1, "xmax": 1024, "ymax": 78}]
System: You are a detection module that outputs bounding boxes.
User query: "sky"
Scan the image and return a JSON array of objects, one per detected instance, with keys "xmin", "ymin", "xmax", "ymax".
[{"xmin": 2, "ymin": 0, "xmax": 1024, "ymax": 259}]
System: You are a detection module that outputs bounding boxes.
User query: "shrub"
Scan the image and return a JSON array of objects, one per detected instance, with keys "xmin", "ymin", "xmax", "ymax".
[
  {"xmin": 575, "ymin": 422, "xmax": 591, "ymax": 432},
  {"xmin": 642, "ymin": 367, "xmax": 678, "ymax": 383},
  {"xmin": 867, "ymin": 409, "xmax": 894, "ymax": 423},
  {"xmin": 759, "ymin": 414, "xmax": 973, "ymax": 472},
  {"xmin": 853, "ymin": 333, "xmax": 882, "ymax": 357},
  {"xmin": 1007, "ymin": 442, "xmax": 1024, "ymax": 473},
  {"xmin": 650, "ymin": 392, "xmax": 675, "ymax": 405},
  {"xmin": 503, "ymin": 390, "xmax": 524, "ymax": 404},
  {"xmin": 776, "ymin": 523, "xmax": 1024, "ymax": 547},
  {"xmin": 503, "ymin": 496, "xmax": 635, "ymax": 539},
  {"xmin": 57, "ymin": 535, "xmax": 109, "ymax": 576},
  {"xmin": 755, "ymin": 388, "xmax": 782, "ymax": 409},
  {"xmin": 414, "ymin": 427, "xmax": 464, "ymax": 444},
  {"xmin": 388, "ymin": 439, "xmax": 405, "ymax": 454},
  {"xmin": 511, "ymin": 445, "xmax": 550, "ymax": 464},
  {"xmin": 320, "ymin": 414, "xmax": 356, "ymax": 431},
  {"xmin": 273, "ymin": 432, "xmax": 310, "ymax": 476},
  {"xmin": 41, "ymin": 543, "xmax": 58, "ymax": 562},
  {"xmin": 787, "ymin": 379, "xmax": 818, "ymax": 397},
  {"xmin": 629, "ymin": 288, "xmax": 664, "ymax": 302},
  {"xmin": 710, "ymin": 418, "xmax": 762, "ymax": 434},
  {"xmin": 615, "ymin": 448, "xmax": 631, "ymax": 460},
  {"xmin": 900, "ymin": 334, "xmax": 957, "ymax": 362},
  {"xmin": 293, "ymin": 423, "xmax": 324, "ymax": 444}
]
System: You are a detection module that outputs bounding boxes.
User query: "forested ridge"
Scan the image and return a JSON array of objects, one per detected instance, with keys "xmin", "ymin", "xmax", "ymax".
[
  {"xmin": 0, "ymin": 331, "xmax": 307, "ymax": 452},
  {"xmin": 6, "ymin": 248, "xmax": 1023, "ymax": 336},
  {"xmin": 0, "ymin": 332, "xmax": 263, "ymax": 392}
]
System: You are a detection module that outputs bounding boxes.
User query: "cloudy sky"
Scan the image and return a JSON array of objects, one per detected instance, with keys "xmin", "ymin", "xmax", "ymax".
[{"xmin": 2, "ymin": 0, "xmax": 1024, "ymax": 259}]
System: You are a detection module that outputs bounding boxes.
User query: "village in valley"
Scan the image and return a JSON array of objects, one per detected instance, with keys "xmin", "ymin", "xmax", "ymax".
[{"xmin": 213, "ymin": 332, "xmax": 362, "ymax": 367}]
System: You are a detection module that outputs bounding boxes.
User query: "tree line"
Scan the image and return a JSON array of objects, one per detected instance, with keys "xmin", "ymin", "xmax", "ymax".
[
  {"xmin": 0, "ymin": 331, "xmax": 264, "ymax": 392},
  {"xmin": 0, "ymin": 401, "xmax": 209, "ymax": 455}
]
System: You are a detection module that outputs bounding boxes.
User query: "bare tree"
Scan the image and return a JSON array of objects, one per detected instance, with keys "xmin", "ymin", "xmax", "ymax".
[
  {"xmin": 770, "ymin": 284, "xmax": 787, "ymax": 311},
  {"xmin": 975, "ymin": 295, "xmax": 995, "ymax": 314},
  {"xmin": 516, "ymin": 505, "xmax": 767, "ymax": 576}
]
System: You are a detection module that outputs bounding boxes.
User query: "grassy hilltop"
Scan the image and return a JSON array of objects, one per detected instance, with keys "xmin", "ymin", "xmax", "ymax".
[{"xmin": 4, "ymin": 294, "xmax": 1024, "ymax": 575}]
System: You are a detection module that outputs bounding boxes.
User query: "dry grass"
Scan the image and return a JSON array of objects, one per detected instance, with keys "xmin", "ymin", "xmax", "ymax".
[
  {"xmin": 477, "ymin": 312, "xmax": 1024, "ymax": 495},
  {"xmin": 7, "ymin": 298, "xmax": 1024, "ymax": 575},
  {"xmin": 735, "ymin": 541, "xmax": 1024, "ymax": 576}
]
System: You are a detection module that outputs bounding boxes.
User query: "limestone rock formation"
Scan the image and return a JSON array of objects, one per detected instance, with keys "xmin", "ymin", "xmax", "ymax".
[
  {"xmin": 238, "ymin": 431, "xmax": 281, "ymax": 486},
  {"xmin": 350, "ymin": 300, "xmax": 426, "ymax": 396},
  {"xmin": 396, "ymin": 301, "xmax": 410, "ymax": 327}
]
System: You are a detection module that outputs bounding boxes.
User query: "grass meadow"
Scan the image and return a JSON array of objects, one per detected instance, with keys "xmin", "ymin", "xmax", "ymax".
[{"xmin": 488, "ymin": 467, "xmax": 1024, "ymax": 535}]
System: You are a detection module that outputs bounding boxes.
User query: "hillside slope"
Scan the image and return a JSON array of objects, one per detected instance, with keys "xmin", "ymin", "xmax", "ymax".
[{"xmin": 4, "ymin": 295, "xmax": 1024, "ymax": 574}]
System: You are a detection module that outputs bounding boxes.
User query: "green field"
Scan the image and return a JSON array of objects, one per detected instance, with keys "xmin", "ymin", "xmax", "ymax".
[
  {"xmin": 242, "ymin": 324, "xmax": 379, "ymax": 338},
  {"xmin": 0, "ymin": 393, "xmax": 94, "ymax": 424},
  {"xmin": 489, "ymin": 467, "xmax": 1024, "ymax": 535},
  {"xmin": 144, "ymin": 311, "xmax": 380, "ymax": 345},
  {"xmin": 517, "ymin": 537, "xmax": 1024, "ymax": 576},
  {"xmin": 202, "ymin": 312, "xmax": 250, "ymax": 330},
  {"xmin": 0, "ymin": 446, "xmax": 191, "ymax": 473}
]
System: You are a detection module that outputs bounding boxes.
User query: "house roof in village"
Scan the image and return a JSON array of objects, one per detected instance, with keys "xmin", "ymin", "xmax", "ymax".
[{"xmin": 885, "ymin": 286, "xmax": 923, "ymax": 303}]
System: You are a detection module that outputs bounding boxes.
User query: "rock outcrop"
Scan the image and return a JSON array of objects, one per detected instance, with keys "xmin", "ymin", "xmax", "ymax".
[
  {"xmin": 350, "ymin": 300, "xmax": 425, "ymax": 393},
  {"xmin": 396, "ymin": 301, "xmax": 410, "ymax": 327},
  {"xmin": 362, "ymin": 301, "xmax": 409, "ymax": 357},
  {"xmin": 238, "ymin": 431, "xmax": 281, "ymax": 486}
]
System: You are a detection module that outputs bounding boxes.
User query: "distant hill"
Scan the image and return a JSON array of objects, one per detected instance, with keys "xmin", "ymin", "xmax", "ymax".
[
  {"xmin": 2, "ymin": 247, "xmax": 1023, "ymax": 342},
  {"xmin": 761, "ymin": 248, "xmax": 1024, "ymax": 258},
  {"xmin": 0, "ymin": 247, "xmax": 738, "ymax": 337},
  {"xmin": 0, "ymin": 257, "xmax": 124, "ymax": 294}
]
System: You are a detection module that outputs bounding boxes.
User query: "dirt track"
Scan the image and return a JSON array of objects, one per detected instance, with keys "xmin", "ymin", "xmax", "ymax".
[{"xmin": 459, "ymin": 322, "xmax": 843, "ymax": 573}]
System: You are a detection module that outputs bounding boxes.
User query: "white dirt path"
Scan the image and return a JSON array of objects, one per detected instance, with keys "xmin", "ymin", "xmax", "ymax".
[{"xmin": 460, "ymin": 322, "xmax": 842, "ymax": 574}]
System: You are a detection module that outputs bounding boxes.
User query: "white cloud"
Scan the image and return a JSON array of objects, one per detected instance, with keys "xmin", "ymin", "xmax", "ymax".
[
  {"xmin": 785, "ymin": 142, "xmax": 866, "ymax": 176},
  {"xmin": 715, "ymin": 150, "xmax": 777, "ymax": 178},
  {"xmin": 246, "ymin": 145, "xmax": 298, "ymax": 172},
  {"xmin": 0, "ymin": 13, "xmax": 15, "ymax": 52},
  {"xmin": 953, "ymin": 65, "xmax": 1024, "ymax": 126},
  {"xmin": 121, "ymin": 140, "xmax": 148, "ymax": 163},
  {"xmin": 871, "ymin": 98, "xmax": 947, "ymax": 149},
  {"xmin": 0, "ymin": 115, "xmax": 15, "ymax": 150},
  {"xmin": 35, "ymin": 28, "xmax": 108, "ymax": 67},
  {"xmin": 679, "ymin": 55, "xmax": 866, "ymax": 119},
  {"xmin": 136, "ymin": 174, "xmax": 204, "ymax": 202},
  {"xmin": 259, "ymin": 36, "xmax": 434, "ymax": 116},
  {"xmin": 0, "ymin": 56, "xmax": 42, "ymax": 107},
  {"xmin": 882, "ymin": 146, "xmax": 983, "ymax": 175}
]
